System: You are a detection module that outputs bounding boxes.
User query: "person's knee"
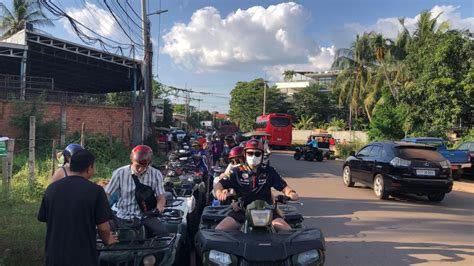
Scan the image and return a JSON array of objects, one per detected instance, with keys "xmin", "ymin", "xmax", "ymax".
[
  {"xmin": 216, "ymin": 217, "xmax": 241, "ymax": 231},
  {"xmin": 272, "ymin": 218, "xmax": 291, "ymax": 231}
]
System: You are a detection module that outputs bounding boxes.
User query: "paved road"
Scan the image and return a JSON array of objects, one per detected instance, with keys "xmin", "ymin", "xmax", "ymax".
[{"xmin": 271, "ymin": 151, "xmax": 474, "ymax": 266}]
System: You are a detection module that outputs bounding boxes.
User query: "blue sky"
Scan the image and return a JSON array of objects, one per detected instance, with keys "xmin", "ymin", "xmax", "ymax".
[{"xmin": 4, "ymin": 0, "xmax": 473, "ymax": 113}]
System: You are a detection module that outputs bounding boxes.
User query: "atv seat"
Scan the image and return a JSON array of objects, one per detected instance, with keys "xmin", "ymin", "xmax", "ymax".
[{"xmin": 201, "ymin": 206, "xmax": 231, "ymax": 223}]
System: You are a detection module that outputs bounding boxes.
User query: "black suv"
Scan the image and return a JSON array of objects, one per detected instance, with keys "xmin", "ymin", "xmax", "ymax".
[{"xmin": 342, "ymin": 141, "xmax": 453, "ymax": 202}]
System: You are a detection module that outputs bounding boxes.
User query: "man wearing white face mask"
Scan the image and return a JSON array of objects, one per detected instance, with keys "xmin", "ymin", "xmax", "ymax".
[{"xmin": 213, "ymin": 139, "xmax": 299, "ymax": 231}]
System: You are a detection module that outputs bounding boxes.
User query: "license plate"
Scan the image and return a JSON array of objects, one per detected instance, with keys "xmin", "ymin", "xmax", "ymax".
[
  {"xmin": 277, "ymin": 138, "xmax": 282, "ymax": 141},
  {"xmin": 416, "ymin": 169, "xmax": 435, "ymax": 176}
]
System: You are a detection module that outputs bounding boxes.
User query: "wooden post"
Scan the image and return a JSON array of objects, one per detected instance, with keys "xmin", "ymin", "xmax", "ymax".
[
  {"xmin": 51, "ymin": 139, "xmax": 56, "ymax": 177},
  {"xmin": 80, "ymin": 122, "xmax": 85, "ymax": 146},
  {"xmin": 2, "ymin": 139, "xmax": 15, "ymax": 191},
  {"xmin": 29, "ymin": 116, "xmax": 36, "ymax": 186}
]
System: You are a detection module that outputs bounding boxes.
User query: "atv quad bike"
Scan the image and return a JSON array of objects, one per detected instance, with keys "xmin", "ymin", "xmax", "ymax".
[
  {"xmin": 98, "ymin": 192, "xmax": 196, "ymax": 266},
  {"xmin": 195, "ymin": 195, "xmax": 326, "ymax": 265}
]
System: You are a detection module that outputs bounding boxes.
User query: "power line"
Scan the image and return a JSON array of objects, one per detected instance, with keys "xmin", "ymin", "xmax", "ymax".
[
  {"xmin": 102, "ymin": 0, "xmax": 144, "ymax": 47},
  {"xmin": 125, "ymin": 0, "xmax": 143, "ymax": 21},
  {"xmin": 40, "ymin": 0, "xmax": 143, "ymax": 54}
]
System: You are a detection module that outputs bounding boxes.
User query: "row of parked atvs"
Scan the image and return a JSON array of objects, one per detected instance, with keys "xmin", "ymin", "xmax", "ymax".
[{"xmin": 96, "ymin": 142, "xmax": 326, "ymax": 266}]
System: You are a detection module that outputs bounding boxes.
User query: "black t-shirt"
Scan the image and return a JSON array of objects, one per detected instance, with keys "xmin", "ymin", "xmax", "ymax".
[
  {"xmin": 219, "ymin": 165, "xmax": 287, "ymax": 207},
  {"xmin": 38, "ymin": 176, "xmax": 112, "ymax": 266}
]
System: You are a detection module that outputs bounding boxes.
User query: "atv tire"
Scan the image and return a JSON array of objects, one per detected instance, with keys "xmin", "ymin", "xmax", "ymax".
[
  {"xmin": 304, "ymin": 153, "xmax": 314, "ymax": 161},
  {"xmin": 293, "ymin": 153, "xmax": 301, "ymax": 160}
]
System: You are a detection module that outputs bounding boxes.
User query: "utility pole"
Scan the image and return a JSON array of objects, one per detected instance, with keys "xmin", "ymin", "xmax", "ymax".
[
  {"xmin": 140, "ymin": 1, "xmax": 168, "ymax": 144},
  {"xmin": 141, "ymin": 0, "xmax": 151, "ymax": 144},
  {"xmin": 262, "ymin": 75, "xmax": 267, "ymax": 115}
]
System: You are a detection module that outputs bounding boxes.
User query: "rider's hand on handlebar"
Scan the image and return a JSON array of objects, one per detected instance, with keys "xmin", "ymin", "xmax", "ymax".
[
  {"xmin": 216, "ymin": 189, "xmax": 228, "ymax": 201},
  {"xmin": 288, "ymin": 191, "xmax": 299, "ymax": 201},
  {"xmin": 157, "ymin": 202, "xmax": 166, "ymax": 213}
]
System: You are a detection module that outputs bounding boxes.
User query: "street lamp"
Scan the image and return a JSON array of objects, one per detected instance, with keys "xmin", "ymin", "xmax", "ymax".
[{"xmin": 147, "ymin": 9, "xmax": 168, "ymax": 16}]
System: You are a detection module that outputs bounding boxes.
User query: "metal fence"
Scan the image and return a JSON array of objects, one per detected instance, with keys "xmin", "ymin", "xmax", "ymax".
[
  {"xmin": 0, "ymin": 74, "xmax": 133, "ymax": 107},
  {"xmin": 0, "ymin": 74, "xmax": 54, "ymax": 90},
  {"xmin": 0, "ymin": 87, "xmax": 132, "ymax": 107}
]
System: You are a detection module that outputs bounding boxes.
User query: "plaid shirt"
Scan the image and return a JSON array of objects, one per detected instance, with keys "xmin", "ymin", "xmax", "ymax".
[{"xmin": 105, "ymin": 165, "xmax": 165, "ymax": 219}]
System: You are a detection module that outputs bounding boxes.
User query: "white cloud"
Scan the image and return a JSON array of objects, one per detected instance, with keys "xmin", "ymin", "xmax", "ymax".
[
  {"xmin": 60, "ymin": 1, "xmax": 143, "ymax": 56},
  {"xmin": 335, "ymin": 5, "xmax": 474, "ymax": 47},
  {"xmin": 162, "ymin": 2, "xmax": 325, "ymax": 72}
]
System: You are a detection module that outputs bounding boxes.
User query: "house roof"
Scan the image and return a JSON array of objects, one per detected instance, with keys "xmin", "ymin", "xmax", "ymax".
[{"xmin": 0, "ymin": 29, "xmax": 142, "ymax": 93}]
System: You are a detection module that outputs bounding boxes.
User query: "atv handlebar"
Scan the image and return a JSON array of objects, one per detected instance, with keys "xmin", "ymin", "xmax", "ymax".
[{"xmin": 275, "ymin": 195, "xmax": 303, "ymax": 206}]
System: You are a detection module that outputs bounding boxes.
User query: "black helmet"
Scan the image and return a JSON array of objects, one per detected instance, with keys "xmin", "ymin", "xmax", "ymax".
[{"xmin": 63, "ymin": 144, "xmax": 84, "ymax": 162}]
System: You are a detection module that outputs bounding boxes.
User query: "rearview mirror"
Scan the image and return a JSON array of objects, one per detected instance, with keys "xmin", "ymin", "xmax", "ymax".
[{"xmin": 349, "ymin": 151, "xmax": 356, "ymax": 156}]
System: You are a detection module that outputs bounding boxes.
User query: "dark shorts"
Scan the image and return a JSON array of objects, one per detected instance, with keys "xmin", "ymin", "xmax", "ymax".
[{"xmin": 228, "ymin": 209, "xmax": 283, "ymax": 224}]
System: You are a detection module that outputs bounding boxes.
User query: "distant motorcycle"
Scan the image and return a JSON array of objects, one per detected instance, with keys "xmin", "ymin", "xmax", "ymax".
[{"xmin": 294, "ymin": 145, "xmax": 324, "ymax": 162}]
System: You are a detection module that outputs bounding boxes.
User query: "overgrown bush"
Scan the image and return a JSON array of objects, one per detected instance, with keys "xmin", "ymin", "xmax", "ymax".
[{"xmin": 335, "ymin": 141, "xmax": 367, "ymax": 158}]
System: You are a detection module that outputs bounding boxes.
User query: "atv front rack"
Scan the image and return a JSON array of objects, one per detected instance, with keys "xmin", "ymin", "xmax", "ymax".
[{"xmin": 97, "ymin": 234, "xmax": 176, "ymax": 252}]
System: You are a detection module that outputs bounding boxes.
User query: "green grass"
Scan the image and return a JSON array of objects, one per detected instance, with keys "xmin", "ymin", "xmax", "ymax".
[{"xmin": 0, "ymin": 200, "xmax": 45, "ymax": 266}]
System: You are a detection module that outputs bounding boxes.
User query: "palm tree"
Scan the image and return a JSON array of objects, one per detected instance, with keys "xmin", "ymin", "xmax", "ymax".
[
  {"xmin": 370, "ymin": 33, "xmax": 398, "ymax": 101},
  {"xmin": 332, "ymin": 33, "xmax": 375, "ymax": 122},
  {"xmin": 293, "ymin": 115, "xmax": 315, "ymax": 130},
  {"xmin": 282, "ymin": 70, "xmax": 296, "ymax": 81},
  {"xmin": 0, "ymin": 0, "xmax": 52, "ymax": 39},
  {"xmin": 414, "ymin": 11, "xmax": 450, "ymax": 42}
]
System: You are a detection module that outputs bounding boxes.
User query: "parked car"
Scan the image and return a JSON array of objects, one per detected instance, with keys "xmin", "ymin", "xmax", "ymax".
[
  {"xmin": 401, "ymin": 137, "xmax": 471, "ymax": 179},
  {"xmin": 457, "ymin": 141, "xmax": 474, "ymax": 178},
  {"xmin": 342, "ymin": 141, "xmax": 453, "ymax": 202}
]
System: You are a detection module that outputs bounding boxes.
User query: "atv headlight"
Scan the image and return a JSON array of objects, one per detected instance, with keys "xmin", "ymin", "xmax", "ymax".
[
  {"xmin": 142, "ymin": 255, "xmax": 156, "ymax": 266},
  {"xmin": 209, "ymin": 250, "xmax": 231, "ymax": 265},
  {"xmin": 250, "ymin": 209, "xmax": 272, "ymax": 227},
  {"xmin": 294, "ymin": 249, "xmax": 320, "ymax": 265},
  {"xmin": 183, "ymin": 145, "xmax": 189, "ymax": 149}
]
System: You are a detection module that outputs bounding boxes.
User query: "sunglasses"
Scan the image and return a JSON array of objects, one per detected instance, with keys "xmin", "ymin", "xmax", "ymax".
[
  {"xmin": 246, "ymin": 151, "xmax": 262, "ymax": 157},
  {"xmin": 230, "ymin": 158, "xmax": 242, "ymax": 164}
]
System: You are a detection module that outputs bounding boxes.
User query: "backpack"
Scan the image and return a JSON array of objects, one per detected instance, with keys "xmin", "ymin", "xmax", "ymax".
[{"xmin": 131, "ymin": 174, "xmax": 157, "ymax": 213}]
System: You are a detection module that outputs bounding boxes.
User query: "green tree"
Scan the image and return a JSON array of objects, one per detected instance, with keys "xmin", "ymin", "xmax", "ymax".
[
  {"xmin": 282, "ymin": 70, "xmax": 296, "ymax": 81},
  {"xmin": 292, "ymin": 84, "xmax": 337, "ymax": 124},
  {"xmin": 368, "ymin": 90, "xmax": 405, "ymax": 140},
  {"xmin": 332, "ymin": 33, "xmax": 375, "ymax": 123},
  {"xmin": 400, "ymin": 28, "xmax": 472, "ymax": 136},
  {"xmin": 0, "ymin": 0, "xmax": 52, "ymax": 39},
  {"xmin": 229, "ymin": 78, "xmax": 287, "ymax": 131}
]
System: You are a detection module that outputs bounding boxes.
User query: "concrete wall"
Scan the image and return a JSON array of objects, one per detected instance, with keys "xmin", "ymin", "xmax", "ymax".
[
  {"xmin": 0, "ymin": 100, "xmax": 133, "ymax": 146},
  {"xmin": 292, "ymin": 129, "xmax": 368, "ymax": 144}
]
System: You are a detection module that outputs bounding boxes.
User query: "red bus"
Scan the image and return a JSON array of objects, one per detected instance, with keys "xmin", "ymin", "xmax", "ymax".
[{"xmin": 255, "ymin": 113, "xmax": 292, "ymax": 147}]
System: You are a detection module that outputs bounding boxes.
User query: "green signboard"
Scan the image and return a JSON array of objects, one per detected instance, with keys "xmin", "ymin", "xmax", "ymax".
[{"xmin": 0, "ymin": 140, "xmax": 7, "ymax": 157}]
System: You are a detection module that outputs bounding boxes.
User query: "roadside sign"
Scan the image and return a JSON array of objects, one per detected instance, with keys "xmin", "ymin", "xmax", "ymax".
[{"xmin": 0, "ymin": 139, "xmax": 7, "ymax": 157}]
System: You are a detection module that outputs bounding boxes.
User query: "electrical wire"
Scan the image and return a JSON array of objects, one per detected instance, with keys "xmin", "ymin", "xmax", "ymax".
[
  {"xmin": 102, "ymin": 0, "xmax": 144, "ymax": 47},
  {"xmin": 40, "ymin": 0, "xmax": 143, "ymax": 56}
]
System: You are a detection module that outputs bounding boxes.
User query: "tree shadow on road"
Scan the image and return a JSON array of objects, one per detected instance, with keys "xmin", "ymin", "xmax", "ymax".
[
  {"xmin": 295, "ymin": 197, "xmax": 474, "ymax": 265},
  {"xmin": 325, "ymin": 240, "xmax": 474, "ymax": 266}
]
